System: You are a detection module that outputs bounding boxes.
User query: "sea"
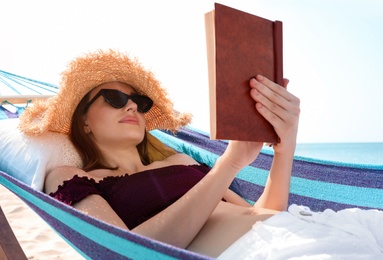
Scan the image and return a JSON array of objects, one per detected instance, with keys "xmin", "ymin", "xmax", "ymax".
[{"xmin": 263, "ymin": 142, "xmax": 383, "ymax": 166}]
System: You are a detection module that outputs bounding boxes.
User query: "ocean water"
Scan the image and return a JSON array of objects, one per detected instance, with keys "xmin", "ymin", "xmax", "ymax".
[{"xmin": 263, "ymin": 143, "xmax": 383, "ymax": 166}]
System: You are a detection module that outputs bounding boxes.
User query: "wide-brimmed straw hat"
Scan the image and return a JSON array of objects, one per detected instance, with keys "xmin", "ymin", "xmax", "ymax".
[{"xmin": 19, "ymin": 49, "xmax": 192, "ymax": 135}]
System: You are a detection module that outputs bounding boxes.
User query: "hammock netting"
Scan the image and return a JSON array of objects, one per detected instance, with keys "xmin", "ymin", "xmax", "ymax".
[{"xmin": 0, "ymin": 70, "xmax": 58, "ymax": 96}]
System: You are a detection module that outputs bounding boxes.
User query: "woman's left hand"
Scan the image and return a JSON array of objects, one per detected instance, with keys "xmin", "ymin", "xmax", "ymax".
[{"xmin": 250, "ymin": 75, "xmax": 300, "ymax": 156}]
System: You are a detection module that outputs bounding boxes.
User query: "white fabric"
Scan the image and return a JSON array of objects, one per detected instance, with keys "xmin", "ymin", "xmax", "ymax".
[
  {"xmin": 0, "ymin": 118, "xmax": 82, "ymax": 190},
  {"xmin": 219, "ymin": 204, "xmax": 383, "ymax": 259}
]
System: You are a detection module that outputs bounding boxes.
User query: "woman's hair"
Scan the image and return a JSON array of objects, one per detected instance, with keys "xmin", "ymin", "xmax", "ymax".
[{"xmin": 70, "ymin": 91, "xmax": 176, "ymax": 172}]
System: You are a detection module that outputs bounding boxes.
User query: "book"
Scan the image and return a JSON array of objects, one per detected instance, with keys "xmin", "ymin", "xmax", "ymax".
[{"xmin": 205, "ymin": 3, "xmax": 283, "ymax": 142}]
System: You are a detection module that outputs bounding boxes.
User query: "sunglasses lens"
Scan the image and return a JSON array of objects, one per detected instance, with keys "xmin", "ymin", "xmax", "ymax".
[
  {"xmin": 103, "ymin": 89, "xmax": 153, "ymax": 112},
  {"xmin": 103, "ymin": 90, "xmax": 127, "ymax": 108},
  {"xmin": 132, "ymin": 96, "xmax": 153, "ymax": 113}
]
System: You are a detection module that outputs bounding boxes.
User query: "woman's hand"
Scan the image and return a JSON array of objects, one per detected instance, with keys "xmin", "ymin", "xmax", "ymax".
[
  {"xmin": 219, "ymin": 75, "xmax": 300, "ymax": 170},
  {"xmin": 250, "ymin": 75, "xmax": 300, "ymax": 156}
]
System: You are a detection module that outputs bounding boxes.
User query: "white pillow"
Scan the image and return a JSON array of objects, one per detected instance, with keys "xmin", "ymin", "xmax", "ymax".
[{"xmin": 0, "ymin": 118, "xmax": 82, "ymax": 191}]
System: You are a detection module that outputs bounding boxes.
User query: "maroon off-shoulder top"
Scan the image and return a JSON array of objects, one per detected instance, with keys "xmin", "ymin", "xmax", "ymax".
[{"xmin": 50, "ymin": 164, "xmax": 211, "ymax": 229}]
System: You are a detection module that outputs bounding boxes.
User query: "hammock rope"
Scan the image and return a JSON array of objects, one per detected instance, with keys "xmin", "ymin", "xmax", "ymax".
[{"xmin": 0, "ymin": 70, "xmax": 58, "ymax": 96}]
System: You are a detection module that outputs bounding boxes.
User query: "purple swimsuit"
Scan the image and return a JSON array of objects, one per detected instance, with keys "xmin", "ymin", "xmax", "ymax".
[{"xmin": 50, "ymin": 164, "xmax": 210, "ymax": 229}]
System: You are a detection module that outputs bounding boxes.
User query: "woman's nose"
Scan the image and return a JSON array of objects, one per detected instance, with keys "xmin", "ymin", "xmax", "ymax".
[{"xmin": 125, "ymin": 99, "xmax": 138, "ymax": 112}]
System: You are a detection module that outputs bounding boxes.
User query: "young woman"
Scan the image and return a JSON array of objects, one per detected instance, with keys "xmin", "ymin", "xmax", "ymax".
[{"xmin": 20, "ymin": 50, "xmax": 381, "ymax": 258}]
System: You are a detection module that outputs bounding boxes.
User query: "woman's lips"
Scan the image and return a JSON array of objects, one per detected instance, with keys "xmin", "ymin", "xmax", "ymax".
[{"xmin": 119, "ymin": 116, "xmax": 139, "ymax": 125}]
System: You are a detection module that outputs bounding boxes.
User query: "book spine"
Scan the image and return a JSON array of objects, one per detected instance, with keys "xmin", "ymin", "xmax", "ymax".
[
  {"xmin": 204, "ymin": 10, "xmax": 217, "ymax": 139},
  {"xmin": 273, "ymin": 21, "xmax": 283, "ymax": 86}
]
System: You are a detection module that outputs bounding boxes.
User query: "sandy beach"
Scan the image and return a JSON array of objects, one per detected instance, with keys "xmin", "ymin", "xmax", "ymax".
[{"xmin": 0, "ymin": 184, "xmax": 83, "ymax": 259}]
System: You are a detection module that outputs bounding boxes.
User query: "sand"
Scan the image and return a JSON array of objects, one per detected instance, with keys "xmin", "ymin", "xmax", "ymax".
[{"xmin": 0, "ymin": 184, "xmax": 84, "ymax": 259}]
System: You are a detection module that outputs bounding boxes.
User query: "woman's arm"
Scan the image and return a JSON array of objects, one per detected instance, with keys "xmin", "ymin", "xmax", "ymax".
[
  {"xmin": 74, "ymin": 195, "xmax": 129, "ymax": 229},
  {"xmin": 249, "ymin": 75, "xmax": 300, "ymax": 211}
]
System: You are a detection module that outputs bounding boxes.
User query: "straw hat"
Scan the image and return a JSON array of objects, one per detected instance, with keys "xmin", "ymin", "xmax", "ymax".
[{"xmin": 19, "ymin": 49, "xmax": 192, "ymax": 135}]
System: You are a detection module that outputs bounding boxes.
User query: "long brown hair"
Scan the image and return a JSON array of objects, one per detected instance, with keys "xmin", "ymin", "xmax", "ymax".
[{"xmin": 70, "ymin": 90, "xmax": 176, "ymax": 172}]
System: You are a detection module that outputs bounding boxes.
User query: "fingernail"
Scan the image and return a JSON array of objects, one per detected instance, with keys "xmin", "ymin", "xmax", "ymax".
[{"xmin": 257, "ymin": 75, "xmax": 264, "ymax": 81}]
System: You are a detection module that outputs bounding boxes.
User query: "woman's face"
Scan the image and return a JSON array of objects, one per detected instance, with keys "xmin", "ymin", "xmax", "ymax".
[{"xmin": 83, "ymin": 82, "xmax": 147, "ymax": 147}]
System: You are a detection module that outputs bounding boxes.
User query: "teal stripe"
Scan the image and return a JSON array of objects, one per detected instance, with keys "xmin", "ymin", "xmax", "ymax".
[
  {"xmin": 152, "ymin": 130, "xmax": 383, "ymax": 209},
  {"xmin": 151, "ymin": 130, "xmax": 219, "ymax": 168},
  {"xmin": 235, "ymin": 167, "xmax": 383, "ymax": 208},
  {"xmin": 290, "ymin": 177, "xmax": 383, "ymax": 208},
  {"xmin": 0, "ymin": 176, "xmax": 176, "ymax": 260}
]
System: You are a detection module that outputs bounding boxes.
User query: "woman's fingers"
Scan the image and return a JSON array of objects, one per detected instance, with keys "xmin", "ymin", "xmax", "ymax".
[
  {"xmin": 250, "ymin": 75, "xmax": 294, "ymax": 110},
  {"xmin": 249, "ymin": 75, "xmax": 300, "ymax": 153},
  {"xmin": 250, "ymin": 75, "xmax": 299, "ymax": 121},
  {"xmin": 250, "ymin": 78, "xmax": 285, "ymax": 128}
]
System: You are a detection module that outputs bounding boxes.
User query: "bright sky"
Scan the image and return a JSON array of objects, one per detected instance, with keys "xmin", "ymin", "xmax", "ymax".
[{"xmin": 1, "ymin": 0, "xmax": 382, "ymax": 143}]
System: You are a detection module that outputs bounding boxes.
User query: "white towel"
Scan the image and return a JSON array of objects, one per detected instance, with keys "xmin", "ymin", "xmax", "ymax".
[{"xmin": 219, "ymin": 204, "xmax": 383, "ymax": 259}]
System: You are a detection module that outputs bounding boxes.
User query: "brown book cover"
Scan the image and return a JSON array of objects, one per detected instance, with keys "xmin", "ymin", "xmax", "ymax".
[{"xmin": 205, "ymin": 3, "xmax": 283, "ymax": 142}]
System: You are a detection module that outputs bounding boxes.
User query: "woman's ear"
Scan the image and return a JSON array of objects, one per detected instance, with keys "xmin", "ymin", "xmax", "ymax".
[{"xmin": 84, "ymin": 125, "xmax": 91, "ymax": 134}]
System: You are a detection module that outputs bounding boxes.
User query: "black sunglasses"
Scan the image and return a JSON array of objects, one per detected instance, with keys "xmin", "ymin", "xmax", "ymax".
[{"xmin": 84, "ymin": 89, "xmax": 153, "ymax": 113}]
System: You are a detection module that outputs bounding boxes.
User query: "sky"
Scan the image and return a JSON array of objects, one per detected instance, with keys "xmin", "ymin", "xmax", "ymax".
[{"xmin": 1, "ymin": 0, "xmax": 382, "ymax": 143}]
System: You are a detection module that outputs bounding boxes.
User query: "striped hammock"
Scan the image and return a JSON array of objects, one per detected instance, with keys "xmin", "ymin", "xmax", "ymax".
[{"xmin": 1, "ymin": 71, "xmax": 382, "ymax": 259}]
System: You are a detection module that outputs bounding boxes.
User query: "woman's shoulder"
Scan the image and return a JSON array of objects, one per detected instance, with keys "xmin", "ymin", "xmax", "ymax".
[{"xmin": 45, "ymin": 165, "xmax": 86, "ymax": 194}]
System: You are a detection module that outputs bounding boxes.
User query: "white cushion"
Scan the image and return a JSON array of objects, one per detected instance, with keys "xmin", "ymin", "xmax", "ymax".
[{"xmin": 0, "ymin": 118, "xmax": 82, "ymax": 190}]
